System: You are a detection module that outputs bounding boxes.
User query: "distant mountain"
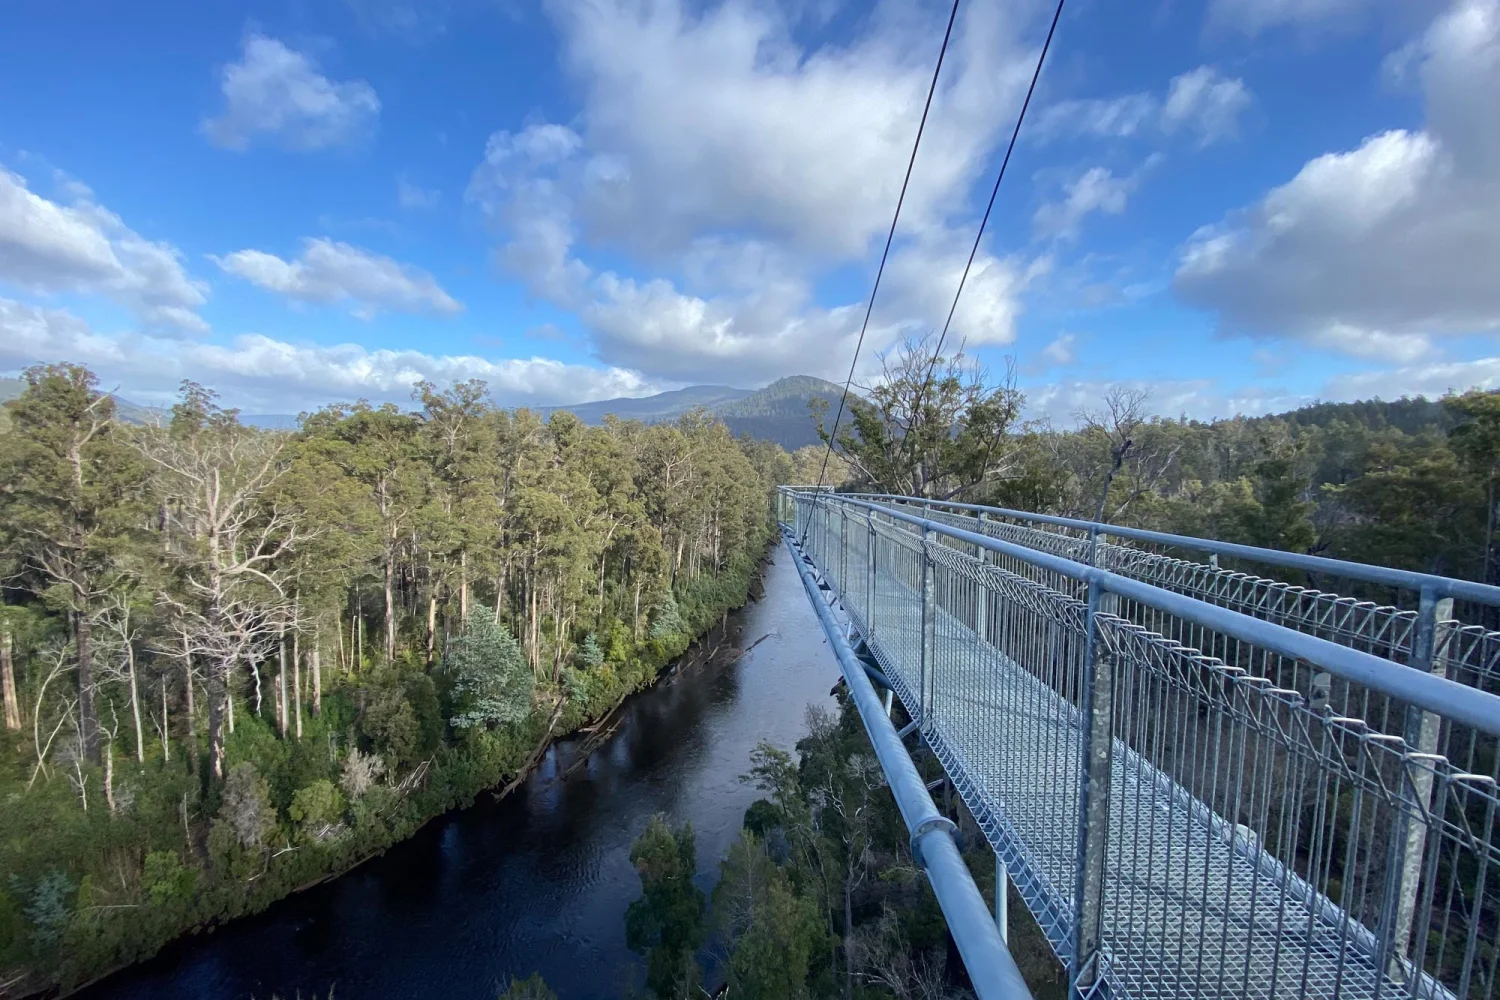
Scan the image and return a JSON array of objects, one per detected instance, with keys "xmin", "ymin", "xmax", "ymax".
[
  {"xmin": 544, "ymin": 375, "xmax": 853, "ymax": 450},
  {"xmin": 536, "ymin": 384, "xmax": 753, "ymax": 424},
  {"xmin": 0, "ymin": 376, "xmax": 164, "ymax": 429}
]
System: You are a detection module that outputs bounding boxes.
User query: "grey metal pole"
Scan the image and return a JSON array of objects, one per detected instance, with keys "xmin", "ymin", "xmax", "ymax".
[
  {"xmin": 786, "ymin": 527, "xmax": 1034, "ymax": 1000},
  {"xmin": 1390, "ymin": 591, "xmax": 1455, "ymax": 968},
  {"xmin": 920, "ymin": 525, "xmax": 937, "ymax": 722},
  {"xmin": 1073, "ymin": 582, "xmax": 1117, "ymax": 997},
  {"xmin": 977, "ymin": 511, "xmax": 989, "ymax": 645},
  {"xmin": 997, "ymin": 857, "xmax": 1010, "ymax": 945}
]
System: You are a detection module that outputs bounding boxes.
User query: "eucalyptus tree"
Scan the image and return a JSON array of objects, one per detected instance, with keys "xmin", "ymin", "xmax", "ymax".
[
  {"xmin": 0, "ymin": 364, "xmax": 146, "ymax": 763},
  {"xmin": 136, "ymin": 383, "xmax": 305, "ymax": 780}
]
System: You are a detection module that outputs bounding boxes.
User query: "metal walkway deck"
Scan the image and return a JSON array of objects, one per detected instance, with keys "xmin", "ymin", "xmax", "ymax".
[{"xmin": 781, "ymin": 489, "xmax": 1500, "ymax": 1000}]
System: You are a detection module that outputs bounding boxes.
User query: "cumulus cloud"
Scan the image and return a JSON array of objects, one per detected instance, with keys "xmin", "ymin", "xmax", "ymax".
[
  {"xmin": 0, "ymin": 166, "xmax": 208, "ymax": 333},
  {"xmin": 1174, "ymin": 0, "xmax": 1500, "ymax": 359},
  {"xmin": 214, "ymin": 238, "xmax": 461, "ymax": 318},
  {"xmin": 1034, "ymin": 167, "xmax": 1136, "ymax": 240},
  {"xmin": 466, "ymin": 0, "xmax": 1050, "ymax": 383},
  {"xmin": 0, "ymin": 296, "xmax": 653, "ymax": 413},
  {"xmin": 202, "ymin": 35, "xmax": 380, "ymax": 151},
  {"xmin": 1161, "ymin": 67, "xmax": 1253, "ymax": 146},
  {"xmin": 1042, "ymin": 333, "xmax": 1076, "ymax": 367},
  {"xmin": 1324, "ymin": 355, "xmax": 1500, "ymax": 400},
  {"xmin": 1032, "ymin": 66, "xmax": 1251, "ymax": 147}
]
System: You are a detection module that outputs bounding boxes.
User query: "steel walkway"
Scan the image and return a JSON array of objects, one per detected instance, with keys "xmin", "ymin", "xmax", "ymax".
[{"xmin": 780, "ymin": 489, "xmax": 1500, "ymax": 1000}]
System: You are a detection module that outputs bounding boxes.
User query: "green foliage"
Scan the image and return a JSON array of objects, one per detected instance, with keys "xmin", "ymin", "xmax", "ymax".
[
  {"xmin": 498, "ymin": 972, "xmax": 558, "ymax": 999},
  {"xmin": 142, "ymin": 851, "xmax": 198, "ymax": 906},
  {"xmin": 446, "ymin": 608, "xmax": 533, "ymax": 729},
  {"xmin": 713, "ymin": 832, "xmax": 826, "ymax": 1000},
  {"xmin": 288, "ymin": 780, "xmax": 347, "ymax": 839},
  {"xmin": 21, "ymin": 871, "xmax": 73, "ymax": 953},
  {"xmin": 577, "ymin": 633, "xmax": 604, "ymax": 668},
  {"xmin": 647, "ymin": 596, "xmax": 685, "ymax": 641},
  {"xmin": 0, "ymin": 363, "xmax": 784, "ymax": 994},
  {"xmin": 625, "ymin": 816, "xmax": 706, "ymax": 998}
]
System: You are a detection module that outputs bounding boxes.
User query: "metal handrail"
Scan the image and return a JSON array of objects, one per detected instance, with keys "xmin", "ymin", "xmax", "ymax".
[
  {"xmin": 785, "ymin": 526, "xmax": 1034, "ymax": 1000},
  {"xmin": 847, "ymin": 492, "xmax": 1500, "ymax": 608},
  {"xmin": 794, "ymin": 489, "xmax": 1500, "ymax": 739}
]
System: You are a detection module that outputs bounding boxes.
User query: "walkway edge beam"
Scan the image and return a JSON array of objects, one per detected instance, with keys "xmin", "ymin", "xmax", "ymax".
[
  {"xmin": 849, "ymin": 493, "xmax": 1500, "ymax": 607},
  {"xmin": 804, "ymin": 492, "xmax": 1500, "ymax": 740},
  {"xmin": 784, "ymin": 527, "xmax": 1036, "ymax": 1000}
]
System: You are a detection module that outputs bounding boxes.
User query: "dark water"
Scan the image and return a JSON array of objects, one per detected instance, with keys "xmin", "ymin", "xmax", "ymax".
[{"xmin": 82, "ymin": 550, "xmax": 837, "ymax": 1000}]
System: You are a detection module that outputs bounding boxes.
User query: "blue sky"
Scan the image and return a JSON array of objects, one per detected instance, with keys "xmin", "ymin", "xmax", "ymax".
[{"xmin": 1, "ymin": 0, "xmax": 1497, "ymax": 421}]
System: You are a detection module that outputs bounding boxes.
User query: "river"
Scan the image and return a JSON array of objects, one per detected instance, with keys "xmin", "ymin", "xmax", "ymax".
[{"xmin": 81, "ymin": 547, "xmax": 838, "ymax": 1000}]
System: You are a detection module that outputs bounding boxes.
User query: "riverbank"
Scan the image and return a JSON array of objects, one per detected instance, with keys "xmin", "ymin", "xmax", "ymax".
[
  {"xmin": 4, "ymin": 541, "xmax": 774, "ymax": 1000},
  {"xmin": 66, "ymin": 544, "xmax": 839, "ymax": 1000}
]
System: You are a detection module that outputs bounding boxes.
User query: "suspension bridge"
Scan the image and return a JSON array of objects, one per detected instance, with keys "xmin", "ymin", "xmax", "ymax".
[{"xmin": 779, "ymin": 487, "xmax": 1500, "ymax": 1000}]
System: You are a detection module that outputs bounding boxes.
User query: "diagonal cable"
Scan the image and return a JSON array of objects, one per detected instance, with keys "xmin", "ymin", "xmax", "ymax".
[
  {"xmin": 901, "ymin": 0, "xmax": 1067, "ymax": 483},
  {"xmin": 804, "ymin": 0, "xmax": 964, "ymax": 525}
]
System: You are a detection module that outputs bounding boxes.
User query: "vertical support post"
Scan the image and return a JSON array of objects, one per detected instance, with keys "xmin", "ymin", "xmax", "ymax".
[
  {"xmin": 1073, "ymin": 581, "xmax": 1117, "ymax": 997},
  {"xmin": 976, "ymin": 512, "xmax": 989, "ymax": 646},
  {"xmin": 1388, "ymin": 589, "xmax": 1455, "ymax": 971},
  {"xmin": 883, "ymin": 688, "xmax": 894, "ymax": 719},
  {"xmin": 867, "ymin": 516, "xmax": 878, "ymax": 635},
  {"xmin": 997, "ymin": 856, "xmax": 1010, "ymax": 945},
  {"xmin": 920, "ymin": 525, "xmax": 936, "ymax": 723},
  {"xmin": 839, "ymin": 507, "xmax": 848, "ymax": 594}
]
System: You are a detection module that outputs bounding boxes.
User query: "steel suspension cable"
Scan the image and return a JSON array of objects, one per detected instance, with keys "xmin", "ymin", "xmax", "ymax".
[
  {"xmin": 903, "ymin": 0, "xmax": 1067, "ymax": 480},
  {"xmin": 803, "ymin": 0, "xmax": 964, "ymax": 531}
]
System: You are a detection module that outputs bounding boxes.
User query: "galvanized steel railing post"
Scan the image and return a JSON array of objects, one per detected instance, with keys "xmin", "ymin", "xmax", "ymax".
[
  {"xmin": 977, "ymin": 511, "xmax": 989, "ymax": 645},
  {"xmin": 1388, "ymin": 589, "xmax": 1455, "ymax": 970},
  {"xmin": 997, "ymin": 855, "xmax": 1010, "ymax": 945},
  {"xmin": 921, "ymin": 524, "xmax": 936, "ymax": 723},
  {"xmin": 867, "ymin": 515, "xmax": 878, "ymax": 635},
  {"xmin": 840, "ymin": 507, "xmax": 848, "ymax": 594},
  {"xmin": 1073, "ymin": 581, "xmax": 1117, "ymax": 997}
]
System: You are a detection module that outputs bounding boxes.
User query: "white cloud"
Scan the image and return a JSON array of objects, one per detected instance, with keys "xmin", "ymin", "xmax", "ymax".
[
  {"xmin": 214, "ymin": 238, "xmax": 461, "ymax": 318},
  {"xmin": 467, "ymin": 1, "xmax": 1052, "ymax": 383},
  {"xmin": 1174, "ymin": 0, "xmax": 1500, "ymax": 359},
  {"xmin": 1161, "ymin": 67, "xmax": 1253, "ymax": 146},
  {"xmin": 1032, "ymin": 66, "xmax": 1250, "ymax": 147},
  {"xmin": 1024, "ymin": 377, "xmax": 1308, "ymax": 425},
  {"xmin": 0, "ymin": 166, "xmax": 208, "ymax": 333},
  {"xmin": 1034, "ymin": 167, "xmax": 1136, "ymax": 240},
  {"xmin": 1208, "ymin": 0, "xmax": 1370, "ymax": 36},
  {"xmin": 397, "ymin": 178, "xmax": 441, "ymax": 209},
  {"xmin": 202, "ymin": 35, "xmax": 380, "ymax": 151},
  {"xmin": 539, "ymin": 0, "xmax": 1035, "ymax": 261},
  {"xmin": 1042, "ymin": 332, "xmax": 1076, "ymax": 366},
  {"xmin": 1032, "ymin": 93, "xmax": 1159, "ymax": 142},
  {"xmin": 1324, "ymin": 355, "xmax": 1500, "ymax": 400},
  {"xmin": 0, "ymin": 296, "xmax": 653, "ymax": 413}
]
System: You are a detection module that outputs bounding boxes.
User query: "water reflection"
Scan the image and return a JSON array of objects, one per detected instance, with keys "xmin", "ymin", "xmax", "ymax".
[{"xmin": 82, "ymin": 553, "xmax": 835, "ymax": 1000}]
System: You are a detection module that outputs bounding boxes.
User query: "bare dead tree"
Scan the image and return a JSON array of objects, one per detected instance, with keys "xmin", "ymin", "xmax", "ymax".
[
  {"xmin": 90, "ymin": 590, "xmax": 147, "ymax": 764},
  {"xmin": 1074, "ymin": 386, "xmax": 1181, "ymax": 524},
  {"xmin": 136, "ymin": 421, "xmax": 306, "ymax": 781}
]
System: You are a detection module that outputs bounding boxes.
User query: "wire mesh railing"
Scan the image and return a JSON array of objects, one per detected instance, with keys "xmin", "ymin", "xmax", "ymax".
[{"xmin": 782, "ymin": 488, "xmax": 1500, "ymax": 1000}]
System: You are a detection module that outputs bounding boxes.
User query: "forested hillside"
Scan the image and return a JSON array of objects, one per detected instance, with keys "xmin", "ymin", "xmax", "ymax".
[
  {"xmin": 813, "ymin": 338, "xmax": 1500, "ymax": 591},
  {"xmin": 0, "ymin": 365, "xmax": 791, "ymax": 995}
]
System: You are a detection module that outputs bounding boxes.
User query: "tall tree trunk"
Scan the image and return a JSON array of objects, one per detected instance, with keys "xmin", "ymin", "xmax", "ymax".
[
  {"xmin": 842, "ymin": 873, "xmax": 855, "ymax": 1000},
  {"xmin": 103, "ymin": 738, "xmax": 117, "ymax": 814},
  {"xmin": 426, "ymin": 594, "xmax": 438, "ymax": 664},
  {"xmin": 277, "ymin": 637, "xmax": 288, "ymax": 738},
  {"xmin": 207, "ymin": 670, "xmax": 227, "ymax": 781},
  {"xmin": 356, "ymin": 594, "xmax": 364, "ymax": 668},
  {"xmin": 126, "ymin": 635, "xmax": 144, "ymax": 763},
  {"xmin": 311, "ymin": 646, "xmax": 323, "ymax": 717},
  {"xmin": 460, "ymin": 550, "xmax": 470, "ymax": 620},
  {"xmin": 1, "ymin": 631, "xmax": 20, "ymax": 731},
  {"xmin": 75, "ymin": 609, "xmax": 100, "ymax": 763},
  {"xmin": 293, "ymin": 630, "xmax": 303, "ymax": 740},
  {"xmin": 227, "ymin": 678, "xmax": 235, "ymax": 734},
  {"xmin": 182, "ymin": 632, "xmax": 195, "ymax": 734},
  {"xmin": 384, "ymin": 545, "xmax": 397, "ymax": 662},
  {"xmin": 160, "ymin": 682, "xmax": 170, "ymax": 762}
]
